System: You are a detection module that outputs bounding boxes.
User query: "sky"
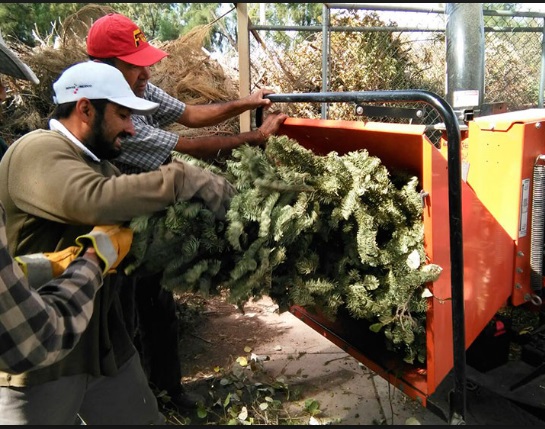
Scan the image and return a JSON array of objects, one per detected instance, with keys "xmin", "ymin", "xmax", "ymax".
[
  {"xmin": 347, "ymin": 3, "xmax": 545, "ymax": 27},
  {"xmin": 366, "ymin": 3, "xmax": 545, "ymax": 13},
  {"xmin": 517, "ymin": 3, "xmax": 545, "ymax": 12}
]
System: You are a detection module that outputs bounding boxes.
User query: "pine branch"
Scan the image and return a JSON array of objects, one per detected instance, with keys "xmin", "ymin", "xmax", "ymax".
[{"xmin": 126, "ymin": 135, "xmax": 443, "ymax": 364}]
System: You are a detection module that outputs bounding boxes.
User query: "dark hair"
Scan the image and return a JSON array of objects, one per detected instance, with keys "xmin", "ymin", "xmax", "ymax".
[
  {"xmin": 50, "ymin": 99, "xmax": 109, "ymax": 120},
  {"xmin": 88, "ymin": 56, "xmax": 116, "ymax": 67}
]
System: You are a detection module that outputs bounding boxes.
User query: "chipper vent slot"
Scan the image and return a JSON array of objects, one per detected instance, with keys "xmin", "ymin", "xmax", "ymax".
[{"xmin": 530, "ymin": 160, "xmax": 545, "ymax": 293}]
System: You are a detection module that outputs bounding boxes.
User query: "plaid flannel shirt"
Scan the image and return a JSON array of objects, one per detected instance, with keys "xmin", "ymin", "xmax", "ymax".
[
  {"xmin": 113, "ymin": 83, "xmax": 185, "ymax": 174},
  {"xmin": 0, "ymin": 203, "xmax": 103, "ymax": 374}
]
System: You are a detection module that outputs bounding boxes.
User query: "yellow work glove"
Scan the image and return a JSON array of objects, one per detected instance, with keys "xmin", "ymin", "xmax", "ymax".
[
  {"xmin": 16, "ymin": 246, "xmax": 81, "ymax": 289},
  {"xmin": 75, "ymin": 225, "xmax": 133, "ymax": 274}
]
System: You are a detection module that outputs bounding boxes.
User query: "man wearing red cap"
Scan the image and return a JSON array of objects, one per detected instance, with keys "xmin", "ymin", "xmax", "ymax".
[
  {"xmin": 86, "ymin": 12, "xmax": 287, "ymax": 171},
  {"xmin": 86, "ymin": 12, "xmax": 288, "ymax": 412}
]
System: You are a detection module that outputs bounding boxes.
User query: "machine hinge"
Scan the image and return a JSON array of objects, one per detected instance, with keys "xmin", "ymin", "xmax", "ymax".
[{"xmin": 420, "ymin": 190, "xmax": 429, "ymax": 208}]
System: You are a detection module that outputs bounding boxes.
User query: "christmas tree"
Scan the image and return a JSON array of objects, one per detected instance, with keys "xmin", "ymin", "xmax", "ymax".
[{"xmin": 126, "ymin": 135, "xmax": 442, "ymax": 364}]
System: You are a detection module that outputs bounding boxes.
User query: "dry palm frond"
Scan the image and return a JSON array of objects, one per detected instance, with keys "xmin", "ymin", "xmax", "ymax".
[
  {"xmin": 152, "ymin": 25, "xmax": 239, "ymax": 105},
  {"xmin": 60, "ymin": 3, "xmax": 116, "ymax": 46},
  {"xmin": 1, "ymin": 15, "xmax": 241, "ymax": 145}
]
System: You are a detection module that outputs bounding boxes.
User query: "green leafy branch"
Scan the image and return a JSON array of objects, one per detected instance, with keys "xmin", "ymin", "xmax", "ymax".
[{"xmin": 125, "ymin": 136, "xmax": 442, "ymax": 364}]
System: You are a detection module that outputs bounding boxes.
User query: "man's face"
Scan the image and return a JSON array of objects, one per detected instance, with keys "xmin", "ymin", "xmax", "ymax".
[
  {"xmin": 83, "ymin": 102, "xmax": 135, "ymax": 160},
  {"xmin": 113, "ymin": 58, "xmax": 152, "ymax": 98}
]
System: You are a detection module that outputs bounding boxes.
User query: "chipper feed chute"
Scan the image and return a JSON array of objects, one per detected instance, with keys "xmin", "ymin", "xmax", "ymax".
[{"xmin": 258, "ymin": 91, "xmax": 545, "ymax": 424}]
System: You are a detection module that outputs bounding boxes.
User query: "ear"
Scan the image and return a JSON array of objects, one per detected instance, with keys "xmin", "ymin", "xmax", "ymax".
[{"xmin": 75, "ymin": 98, "xmax": 93, "ymax": 123}]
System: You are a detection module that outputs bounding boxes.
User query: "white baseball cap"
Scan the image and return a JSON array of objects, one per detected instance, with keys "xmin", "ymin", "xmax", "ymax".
[{"xmin": 52, "ymin": 61, "xmax": 159, "ymax": 115}]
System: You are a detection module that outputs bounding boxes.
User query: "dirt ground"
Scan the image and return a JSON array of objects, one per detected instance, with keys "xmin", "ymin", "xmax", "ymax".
[
  {"xmin": 170, "ymin": 292, "xmax": 347, "ymax": 425},
  {"xmin": 168, "ymin": 292, "xmax": 302, "ymax": 425},
  {"xmin": 176, "ymin": 292, "xmax": 281, "ymax": 381},
  {"xmin": 163, "ymin": 292, "xmax": 448, "ymax": 426}
]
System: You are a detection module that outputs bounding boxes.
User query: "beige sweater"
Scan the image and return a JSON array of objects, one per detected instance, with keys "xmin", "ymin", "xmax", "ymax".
[{"xmin": 0, "ymin": 129, "xmax": 193, "ymax": 386}]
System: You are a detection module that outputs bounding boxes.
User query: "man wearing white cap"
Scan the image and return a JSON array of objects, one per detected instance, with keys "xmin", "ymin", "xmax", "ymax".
[
  {"xmin": 0, "ymin": 60, "xmax": 235, "ymax": 424},
  {"xmin": 0, "ymin": 36, "xmax": 134, "ymax": 376},
  {"xmin": 86, "ymin": 12, "xmax": 288, "ymax": 411}
]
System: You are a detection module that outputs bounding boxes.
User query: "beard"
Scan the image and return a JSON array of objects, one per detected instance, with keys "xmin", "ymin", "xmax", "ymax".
[{"xmin": 84, "ymin": 110, "xmax": 127, "ymax": 160}]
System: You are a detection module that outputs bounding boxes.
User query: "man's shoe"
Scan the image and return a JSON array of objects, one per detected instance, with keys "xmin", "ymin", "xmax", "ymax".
[{"xmin": 169, "ymin": 389, "xmax": 205, "ymax": 410}]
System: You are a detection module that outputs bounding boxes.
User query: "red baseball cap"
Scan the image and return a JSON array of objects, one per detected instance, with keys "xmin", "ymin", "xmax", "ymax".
[{"xmin": 86, "ymin": 13, "xmax": 168, "ymax": 67}]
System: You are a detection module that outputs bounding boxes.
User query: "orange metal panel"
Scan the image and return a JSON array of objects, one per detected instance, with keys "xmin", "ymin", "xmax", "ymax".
[
  {"xmin": 465, "ymin": 109, "xmax": 545, "ymax": 306},
  {"xmin": 279, "ymin": 118, "xmax": 428, "ymax": 182},
  {"xmin": 278, "ymin": 116, "xmax": 518, "ymax": 402},
  {"xmin": 420, "ymin": 139, "xmax": 513, "ymax": 394}
]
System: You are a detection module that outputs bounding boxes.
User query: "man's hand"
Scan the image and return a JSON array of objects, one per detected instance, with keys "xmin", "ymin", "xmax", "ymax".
[
  {"xmin": 16, "ymin": 225, "xmax": 134, "ymax": 288},
  {"xmin": 75, "ymin": 225, "xmax": 133, "ymax": 274},
  {"xmin": 254, "ymin": 111, "xmax": 289, "ymax": 145},
  {"xmin": 175, "ymin": 159, "xmax": 236, "ymax": 220},
  {"xmin": 16, "ymin": 247, "xmax": 81, "ymax": 288},
  {"xmin": 244, "ymin": 87, "xmax": 276, "ymax": 110}
]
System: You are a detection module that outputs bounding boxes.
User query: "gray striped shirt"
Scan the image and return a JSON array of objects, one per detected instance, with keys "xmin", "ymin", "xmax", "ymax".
[{"xmin": 114, "ymin": 83, "xmax": 185, "ymax": 174}]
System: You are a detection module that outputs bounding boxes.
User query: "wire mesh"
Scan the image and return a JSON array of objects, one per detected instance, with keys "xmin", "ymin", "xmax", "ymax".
[{"xmin": 248, "ymin": 4, "xmax": 545, "ymax": 136}]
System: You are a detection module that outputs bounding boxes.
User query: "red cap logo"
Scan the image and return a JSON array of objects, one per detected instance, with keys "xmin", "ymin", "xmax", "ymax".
[{"xmin": 133, "ymin": 29, "xmax": 147, "ymax": 48}]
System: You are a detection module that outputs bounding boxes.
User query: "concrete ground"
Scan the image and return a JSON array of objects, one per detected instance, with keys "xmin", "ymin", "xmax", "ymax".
[
  {"xmin": 178, "ymin": 294, "xmax": 545, "ymax": 425},
  {"xmin": 233, "ymin": 296, "xmax": 449, "ymax": 426}
]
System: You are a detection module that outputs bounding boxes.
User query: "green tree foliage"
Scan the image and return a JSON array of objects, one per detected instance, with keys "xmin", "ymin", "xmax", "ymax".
[
  {"xmin": 255, "ymin": 9, "xmax": 443, "ymax": 121},
  {"xmin": 177, "ymin": 3, "xmax": 221, "ymax": 34},
  {"xmin": 247, "ymin": 3, "xmax": 323, "ymax": 50},
  {"xmin": 113, "ymin": 3, "xmax": 225, "ymax": 43},
  {"xmin": 126, "ymin": 137, "xmax": 442, "ymax": 365},
  {"xmin": 483, "ymin": 3, "xmax": 517, "ymax": 11},
  {"xmin": 111, "ymin": 3, "xmax": 175, "ymax": 40},
  {"xmin": 0, "ymin": 3, "xmax": 226, "ymax": 47},
  {"xmin": 177, "ymin": 3, "xmax": 236, "ymax": 51},
  {"xmin": 0, "ymin": 3, "xmax": 81, "ymax": 46}
]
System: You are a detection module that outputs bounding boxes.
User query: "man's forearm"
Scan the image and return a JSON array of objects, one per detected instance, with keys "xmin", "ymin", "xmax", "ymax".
[
  {"xmin": 173, "ymin": 130, "xmax": 265, "ymax": 160},
  {"xmin": 0, "ymin": 256, "xmax": 103, "ymax": 374},
  {"xmin": 179, "ymin": 99, "xmax": 254, "ymax": 128}
]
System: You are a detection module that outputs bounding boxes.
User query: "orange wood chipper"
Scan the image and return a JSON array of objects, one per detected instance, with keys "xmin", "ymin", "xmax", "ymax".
[{"xmin": 257, "ymin": 90, "xmax": 545, "ymax": 425}]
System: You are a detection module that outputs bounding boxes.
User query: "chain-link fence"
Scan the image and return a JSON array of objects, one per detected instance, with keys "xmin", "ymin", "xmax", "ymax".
[
  {"xmin": 248, "ymin": 4, "xmax": 545, "ymax": 133},
  {"xmin": 483, "ymin": 9, "xmax": 545, "ymax": 111}
]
